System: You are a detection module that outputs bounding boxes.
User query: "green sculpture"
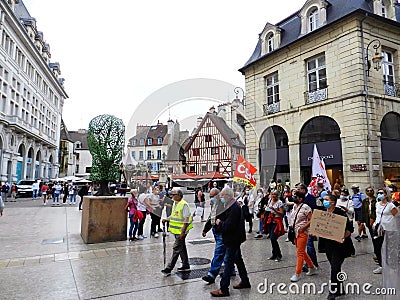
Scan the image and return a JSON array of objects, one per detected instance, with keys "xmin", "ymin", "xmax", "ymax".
[{"xmin": 88, "ymin": 114, "xmax": 125, "ymax": 196}]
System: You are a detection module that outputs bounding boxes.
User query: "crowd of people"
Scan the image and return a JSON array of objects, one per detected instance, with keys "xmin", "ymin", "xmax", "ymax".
[{"xmin": 124, "ymin": 179, "xmax": 400, "ymax": 299}]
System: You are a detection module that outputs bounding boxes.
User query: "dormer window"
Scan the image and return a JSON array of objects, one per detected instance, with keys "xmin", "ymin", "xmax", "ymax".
[
  {"xmin": 299, "ymin": 0, "xmax": 328, "ymax": 35},
  {"xmin": 147, "ymin": 138, "xmax": 152, "ymax": 145},
  {"xmin": 373, "ymin": 0, "xmax": 396, "ymax": 20},
  {"xmin": 260, "ymin": 23, "xmax": 281, "ymax": 56},
  {"xmin": 309, "ymin": 8, "xmax": 319, "ymax": 31}
]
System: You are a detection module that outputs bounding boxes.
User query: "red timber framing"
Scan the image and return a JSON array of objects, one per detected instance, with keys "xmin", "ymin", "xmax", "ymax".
[{"xmin": 184, "ymin": 113, "xmax": 245, "ymax": 178}]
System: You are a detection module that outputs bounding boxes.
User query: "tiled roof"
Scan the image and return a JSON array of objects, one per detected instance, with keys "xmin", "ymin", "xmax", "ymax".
[
  {"xmin": 240, "ymin": 0, "xmax": 400, "ymax": 71},
  {"xmin": 68, "ymin": 130, "xmax": 89, "ymax": 150},
  {"xmin": 60, "ymin": 119, "xmax": 72, "ymax": 142}
]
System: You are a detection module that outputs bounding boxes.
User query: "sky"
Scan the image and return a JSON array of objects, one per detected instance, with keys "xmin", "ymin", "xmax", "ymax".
[{"xmin": 23, "ymin": 0, "xmax": 305, "ymax": 138}]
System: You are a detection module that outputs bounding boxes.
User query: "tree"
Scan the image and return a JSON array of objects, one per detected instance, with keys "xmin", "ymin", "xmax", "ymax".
[{"xmin": 88, "ymin": 114, "xmax": 125, "ymax": 196}]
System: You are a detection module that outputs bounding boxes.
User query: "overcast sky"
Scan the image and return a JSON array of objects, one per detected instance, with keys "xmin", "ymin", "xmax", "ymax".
[{"xmin": 23, "ymin": 0, "xmax": 305, "ymax": 135}]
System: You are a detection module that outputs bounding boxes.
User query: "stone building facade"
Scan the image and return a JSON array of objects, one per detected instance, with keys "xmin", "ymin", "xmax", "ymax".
[
  {"xmin": 0, "ymin": 1, "xmax": 68, "ymax": 183},
  {"xmin": 240, "ymin": 0, "xmax": 400, "ymax": 189}
]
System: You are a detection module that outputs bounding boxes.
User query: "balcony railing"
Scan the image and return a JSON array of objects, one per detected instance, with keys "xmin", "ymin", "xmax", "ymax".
[
  {"xmin": 306, "ymin": 87, "xmax": 328, "ymax": 104},
  {"xmin": 384, "ymin": 81, "xmax": 399, "ymax": 97},
  {"xmin": 263, "ymin": 102, "xmax": 280, "ymax": 115}
]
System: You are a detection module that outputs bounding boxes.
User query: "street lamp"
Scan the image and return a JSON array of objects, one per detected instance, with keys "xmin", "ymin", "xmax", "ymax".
[
  {"xmin": 365, "ymin": 39, "xmax": 383, "ymax": 77},
  {"xmin": 234, "ymin": 87, "xmax": 245, "ymax": 105}
]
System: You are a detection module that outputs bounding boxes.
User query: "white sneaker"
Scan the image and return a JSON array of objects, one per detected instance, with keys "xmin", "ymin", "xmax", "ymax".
[
  {"xmin": 137, "ymin": 235, "xmax": 144, "ymax": 240},
  {"xmin": 154, "ymin": 233, "xmax": 159, "ymax": 238},
  {"xmin": 373, "ymin": 267, "xmax": 382, "ymax": 274},
  {"xmin": 290, "ymin": 274, "xmax": 300, "ymax": 282},
  {"xmin": 306, "ymin": 267, "xmax": 318, "ymax": 276},
  {"xmin": 43, "ymin": 203, "xmax": 46, "ymax": 206},
  {"xmin": 285, "ymin": 237, "xmax": 290, "ymax": 242}
]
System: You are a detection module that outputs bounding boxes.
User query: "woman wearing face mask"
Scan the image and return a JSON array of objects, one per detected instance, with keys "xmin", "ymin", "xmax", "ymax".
[
  {"xmin": 371, "ymin": 189, "xmax": 399, "ymax": 275},
  {"xmin": 321, "ymin": 194, "xmax": 354, "ymax": 300},
  {"xmin": 289, "ymin": 191, "xmax": 317, "ymax": 282},
  {"xmin": 265, "ymin": 190, "xmax": 285, "ymax": 261}
]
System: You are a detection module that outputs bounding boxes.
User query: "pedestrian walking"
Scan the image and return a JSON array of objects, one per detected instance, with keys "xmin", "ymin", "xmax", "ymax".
[
  {"xmin": 193, "ymin": 185, "xmax": 206, "ymax": 221},
  {"xmin": 202, "ymin": 188, "xmax": 236, "ymax": 284},
  {"xmin": 1, "ymin": 182, "xmax": 10, "ymax": 202},
  {"xmin": 41, "ymin": 182, "xmax": 49, "ymax": 205},
  {"xmin": 321, "ymin": 194, "xmax": 354, "ymax": 300},
  {"xmin": 11, "ymin": 183, "xmax": 17, "ymax": 201},
  {"xmin": 210, "ymin": 186, "xmax": 251, "ymax": 297},
  {"xmin": 288, "ymin": 190, "xmax": 317, "ymax": 282},
  {"xmin": 0, "ymin": 193, "xmax": 4, "ymax": 216},
  {"xmin": 265, "ymin": 190, "xmax": 285, "ymax": 262},
  {"xmin": 78, "ymin": 183, "xmax": 89, "ymax": 210},
  {"xmin": 161, "ymin": 189, "xmax": 193, "ymax": 276}
]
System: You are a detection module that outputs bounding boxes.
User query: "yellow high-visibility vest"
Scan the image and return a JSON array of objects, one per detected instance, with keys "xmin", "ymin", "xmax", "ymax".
[{"xmin": 169, "ymin": 199, "xmax": 193, "ymax": 235}]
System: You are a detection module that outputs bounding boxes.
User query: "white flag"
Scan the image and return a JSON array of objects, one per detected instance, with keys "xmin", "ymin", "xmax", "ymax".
[{"xmin": 310, "ymin": 144, "xmax": 331, "ymax": 194}]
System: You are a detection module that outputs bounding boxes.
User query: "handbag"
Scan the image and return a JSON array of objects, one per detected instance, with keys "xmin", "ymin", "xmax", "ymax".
[
  {"xmin": 372, "ymin": 204, "xmax": 388, "ymax": 239},
  {"xmin": 288, "ymin": 203, "xmax": 304, "ymax": 245}
]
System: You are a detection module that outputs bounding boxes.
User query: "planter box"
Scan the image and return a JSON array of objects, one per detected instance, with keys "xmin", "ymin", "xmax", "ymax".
[{"xmin": 81, "ymin": 196, "xmax": 128, "ymax": 244}]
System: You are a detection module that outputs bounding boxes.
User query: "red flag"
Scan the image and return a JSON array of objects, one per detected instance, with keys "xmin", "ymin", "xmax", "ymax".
[{"xmin": 233, "ymin": 155, "xmax": 257, "ymax": 188}]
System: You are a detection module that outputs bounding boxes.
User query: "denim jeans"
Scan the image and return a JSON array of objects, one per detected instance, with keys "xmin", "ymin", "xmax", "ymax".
[
  {"xmin": 128, "ymin": 214, "xmax": 139, "ymax": 237},
  {"xmin": 220, "ymin": 246, "xmax": 249, "ymax": 294},
  {"xmin": 208, "ymin": 228, "xmax": 226, "ymax": 278},
  {"xmin": 307, "ymin": 235, "xmax": 319, "ymax": 267},
  {"xmin": 69, "ymin": 194, "xmax": 76, "ymax": 203}
]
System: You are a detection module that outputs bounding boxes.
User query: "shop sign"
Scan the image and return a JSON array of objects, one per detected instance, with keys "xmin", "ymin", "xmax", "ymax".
[{"xmin": 350, "ymin": 164, "xmax": 367, "ymax": 172}]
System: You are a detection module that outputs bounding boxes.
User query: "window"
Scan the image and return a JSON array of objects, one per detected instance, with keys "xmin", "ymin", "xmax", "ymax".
[
  {"xmin": 201, "ymin": 165, "xmax": 207, "ymax": 172},
  {"xmin": 157, "ymin": 137, "xmax": 163, "ymax": 145},
  {"xmin": 382, "ymin": 51, "xmax": 396, "ymax": 96},
  {"xmin": 211, "ymin": 147, "xmax": 219, "ymax": 155},
  {"xmin": 307, "ymin": 55, "xmax": 327, "ymax": 92},
  {"xmin": 147, "ymin": 150, "xmax": 152, "ymax": 160},
  {"xmin": 381, "ymin": 0, "xmax": 387, "ymax": 17},
  {"xmin": 193, "ymin": 148, "xmax": 200, "ymax": 156},
  {"xmin": 266, "ymin": 73, "xmax": 279, "ymax": 105},
  {"xmin": 131, "ymin": 151, "xmax": 136, "ymax": 159},
  {"xmin": 157, "ymin": 150, "xmax": 161, "ymax": 160},
  {"xmin": 147, "ymin": 138, "xmax": 152, "ymax": 145},
  {"xmin": 139, "ymin": 139, "xmax": 144, "ymax": 146},
  {"xmin": 309, "ymin": 9, "xmax": 319, "ymax": 31},
  {"xmin": 132, "ymin": 139, "xmax": 136, "ymax": 146},
  {"xmin": 205, "ymin": 135, "xmax": 212, "ymax": 142},
  {"xmin": 139, "ymin": 151, "xmax": 144, "ymax": 160},
  {"xmin": 267, "ymin": 34, "xmax": 274, "ymax": 52}
]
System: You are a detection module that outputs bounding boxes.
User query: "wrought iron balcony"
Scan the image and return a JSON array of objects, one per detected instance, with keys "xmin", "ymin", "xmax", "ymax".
[
  {"xmin": 263, "ymin": 102, "xmax": 280, "ymax": 115},
  {"xmin": 306, "ymin": 87, "xmax": 328, "ymax": 104},
  {"xmin": 383, "ymin": 81, "xmax": 399, "ymax": 97}
]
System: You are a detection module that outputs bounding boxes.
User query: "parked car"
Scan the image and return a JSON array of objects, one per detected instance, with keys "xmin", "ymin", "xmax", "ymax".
[{"xmin": 16, "ymin": 180, "xmax": 36, "ymax": 198}]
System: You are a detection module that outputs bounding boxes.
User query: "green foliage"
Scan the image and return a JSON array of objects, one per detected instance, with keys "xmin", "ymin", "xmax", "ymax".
[{"xmin": 88, "ymin": 114, "xmax": 125, "ymax": 182}]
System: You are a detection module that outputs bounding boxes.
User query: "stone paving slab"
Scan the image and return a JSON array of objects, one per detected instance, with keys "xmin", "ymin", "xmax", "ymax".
[{"xmin": 0, "ymin": 197, "xmax": 390, "ymax": 300}]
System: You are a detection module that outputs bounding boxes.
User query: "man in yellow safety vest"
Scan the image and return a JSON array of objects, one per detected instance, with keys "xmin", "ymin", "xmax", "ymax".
[{"xmin": 161, "ymin": 189, "xmax": 193, "ymax": 276}]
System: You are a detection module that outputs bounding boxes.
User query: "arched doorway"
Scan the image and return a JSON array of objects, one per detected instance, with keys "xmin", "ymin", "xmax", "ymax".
[
  {"xmin": 300, "ymin": 116, "xmax": 343, "ymax": 186},
  {"xmin": 380, "ymin": 112, "xmax": 400, "ymax": 184},
  {"xmin": 17, "ymin": 144, "xmax": 25, "ymax": 182},
  {"xmin": 259, "ymin": 125, "xmax": 289, "ymax": 187}
]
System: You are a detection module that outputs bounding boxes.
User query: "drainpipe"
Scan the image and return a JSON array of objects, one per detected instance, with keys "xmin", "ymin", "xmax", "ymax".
[{"xmin": 360, "ymin": 13, "xmax": 374, "ymax": 187}]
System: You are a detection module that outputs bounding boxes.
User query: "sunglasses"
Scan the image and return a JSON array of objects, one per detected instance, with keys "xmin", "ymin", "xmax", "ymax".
[
  {"xmin": 366, "ymin": 189, "xmax": 373, "ymax": 192},
  {"xmin": 377, "ymin": 192, "xmax": 384, "ymax": 195},
  {"xmin": 170, "ymin": 193, "xmax": 177, "ymax": 196}
]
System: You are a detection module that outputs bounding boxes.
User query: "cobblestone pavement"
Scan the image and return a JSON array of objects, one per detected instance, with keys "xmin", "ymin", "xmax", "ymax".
[{"xmin": 0, "ymin": 196, "xmax": 388, "ymax": 300}]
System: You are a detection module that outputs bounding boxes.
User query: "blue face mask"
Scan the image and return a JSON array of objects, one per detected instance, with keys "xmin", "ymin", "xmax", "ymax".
[
  {"xmin": 377, "ymin": 194, "xmax": 385, "ymax": 201},
  {"xmin": 340, "ymin": 195, "xmax": 346, "ymax": 200},
  {"xmin": 210, "ymin": 197, "xmax": 216, "ymax": 204},
  {"xmin": 323, "ymin": 200, "xmax": 330, "ymax": 209},
  {"xmin": 220, "ymin": 198, "xmax": 226, "ymax": 204}
]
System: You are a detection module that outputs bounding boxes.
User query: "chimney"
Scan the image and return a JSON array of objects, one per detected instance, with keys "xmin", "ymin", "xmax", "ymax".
[
  {"xmin": 209, "ymin": 106, "xmax": 216, "ymax": 114},
  {"xmin": 197, "ymin": 116, "xmax": 203, "ymax": 127}
]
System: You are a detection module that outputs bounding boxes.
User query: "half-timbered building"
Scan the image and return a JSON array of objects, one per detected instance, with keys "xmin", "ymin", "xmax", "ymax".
[{"xmin": 185, "ymin": 110, "xmax": 245, "ymax": 178}]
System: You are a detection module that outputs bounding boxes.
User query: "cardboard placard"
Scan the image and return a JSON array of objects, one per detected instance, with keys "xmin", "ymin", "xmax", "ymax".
[{"xmin": 309, "ymin": 209, "xmax": 347, "ymax": 243}]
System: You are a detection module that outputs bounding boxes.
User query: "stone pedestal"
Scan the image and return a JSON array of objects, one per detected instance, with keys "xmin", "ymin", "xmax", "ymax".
[{"xmin": 81, "ymin": 196, "xmax": 128, "ymax": 244}]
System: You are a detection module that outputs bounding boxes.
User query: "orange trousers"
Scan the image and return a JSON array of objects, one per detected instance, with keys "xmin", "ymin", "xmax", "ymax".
[{"xmin": 294, "ymin": 231, "xmax": 315, "ymax": 274}]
